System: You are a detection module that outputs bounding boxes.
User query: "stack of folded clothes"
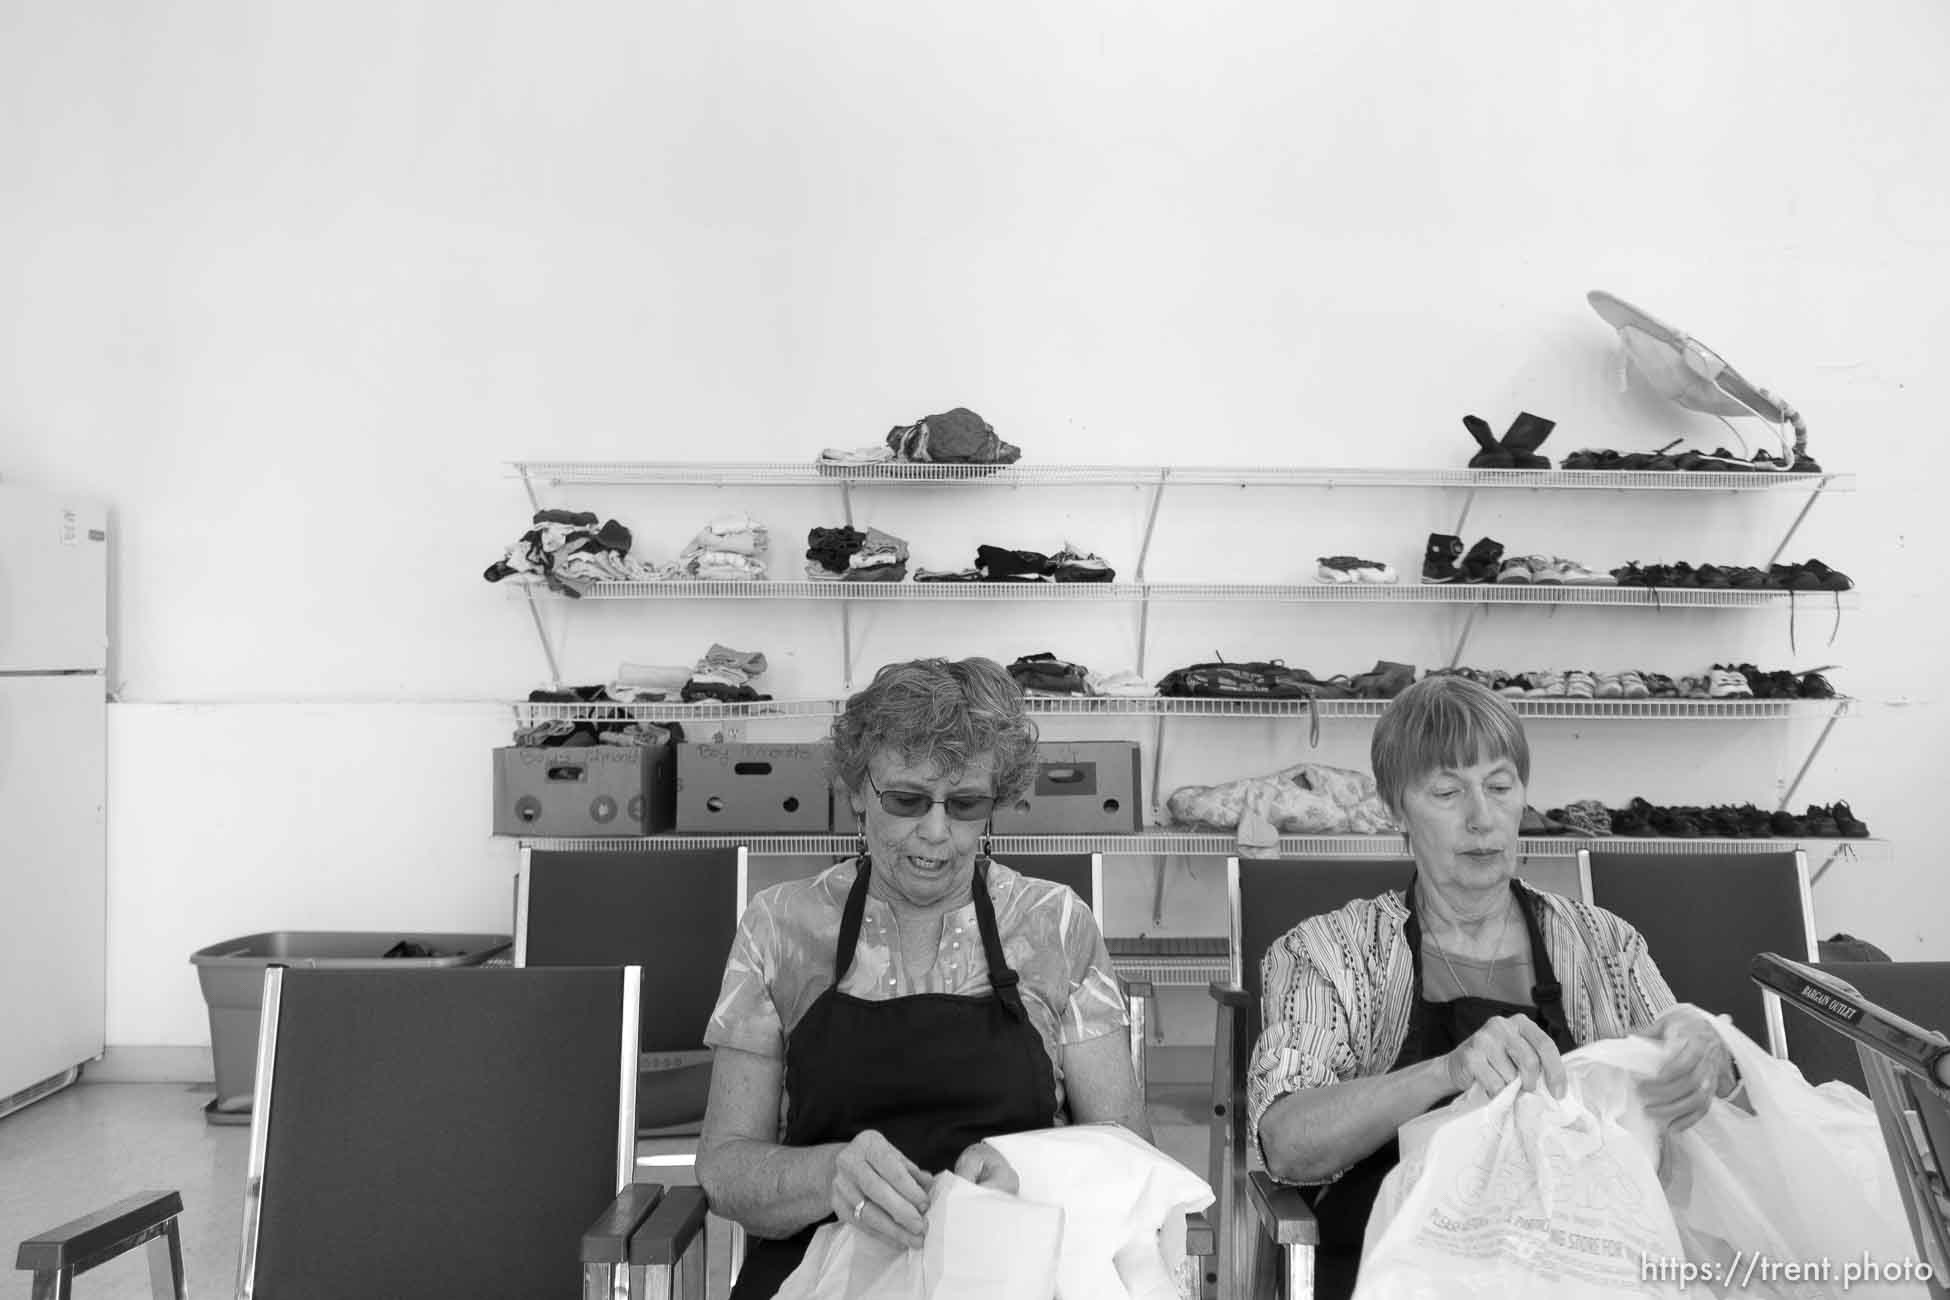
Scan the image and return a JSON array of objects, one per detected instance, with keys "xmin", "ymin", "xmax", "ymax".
[
  {"xmin": 804, "ymin": 526, "xmax": 911, "ymax": 581},
  {"xmin": 1086, "ymin": 668, "xmax": 1157, "ymax": 698},
  {"xmin": 681, "ymin": 513, "xmax": 769, "ymax": 581},
  {"xmin": 682, "ymin": 644, "xmax": 773, "ymax": 704},
  {"xmin": 914, "ymin": 543, "xmax": 1119, "ymax": 583},
  {"xmin": 483, "ymin": 510, "xmax": 677, "ymax": 594}
]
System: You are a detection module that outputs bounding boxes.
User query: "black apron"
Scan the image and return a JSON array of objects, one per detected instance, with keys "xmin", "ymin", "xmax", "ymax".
[
  {"xmin": 1307, "ymin": 877, "xmax": 1577, "ymax": 1300},
  {"xmin": 730, "ymin": 857, "xmax": 1059, "ymax": 1300}
]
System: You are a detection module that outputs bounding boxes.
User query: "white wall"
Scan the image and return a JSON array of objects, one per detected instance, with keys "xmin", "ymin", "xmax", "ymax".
[{"xmin": 4, "ymin": 0, "xmax": 1946, "ymax": 1050}]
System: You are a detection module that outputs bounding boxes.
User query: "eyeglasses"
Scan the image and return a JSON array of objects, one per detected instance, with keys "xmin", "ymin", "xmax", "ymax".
[{"xmin": 863, "ymin": 772, "xmax": 997, "ymax": 822}]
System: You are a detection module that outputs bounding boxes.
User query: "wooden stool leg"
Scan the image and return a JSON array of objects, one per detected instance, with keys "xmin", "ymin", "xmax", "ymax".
[{"xmin": 144, "ymin": 1219, "xmax": 185, "ymax": 1300}]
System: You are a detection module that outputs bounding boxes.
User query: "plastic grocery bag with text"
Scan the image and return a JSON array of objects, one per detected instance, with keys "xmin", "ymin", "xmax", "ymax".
[
  {"xmin": 1356, "ymin": 1036, "xmax": 1686, "ymax": 1299},
  {"xmin": 1661, "ymin": 1012, "xmax": 1929, "ymax": 1298}
]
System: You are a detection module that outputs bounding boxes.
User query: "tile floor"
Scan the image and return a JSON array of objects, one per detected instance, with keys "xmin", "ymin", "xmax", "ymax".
[{"xmin": 2, "ymin": 1079, "xmax": 1213, "ymax": 1298}]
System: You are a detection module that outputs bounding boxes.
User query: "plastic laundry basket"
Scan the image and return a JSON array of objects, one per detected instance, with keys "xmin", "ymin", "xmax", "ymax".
[{"xmin": 190, "ymin": 931, "xmax": 512, "ymax": 1124}]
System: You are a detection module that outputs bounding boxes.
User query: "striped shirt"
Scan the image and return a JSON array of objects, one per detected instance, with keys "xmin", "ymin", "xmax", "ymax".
[
  {"xmin": 1248, "ymin": 886, "xmax": 1676, "ymax": 1184},
  {"xmin": 705, "ymin": 859, "xmax": 1128, "ymax": 1125}
]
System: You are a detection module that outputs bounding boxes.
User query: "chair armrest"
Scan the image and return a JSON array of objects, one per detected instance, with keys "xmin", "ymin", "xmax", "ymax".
[
  {"xmin": 15, "ymin": 1190, "xmax": 183, "ymax": 1276},
  {"xmin": 1246, "ymin": 1171, "xmax": 1319, "ymax": 1246},
  {"xmin": 630, "ymin": 1185, "xmax": 709, "ymax": 1266},
  {"xmin": 580, "ymin": 1183, "xmax": 664, "ymax": 1266},
  {"xmin": 1209, "ymin": 981, "xmax": 1251, "ymax": 1009},
  {"xmin": 1184, "ymin": 1208, "xmax": 1215, "ymax": 1257}
]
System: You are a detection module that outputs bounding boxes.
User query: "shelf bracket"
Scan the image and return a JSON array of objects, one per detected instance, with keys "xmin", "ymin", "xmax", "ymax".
[
  {"xmin": 1452, "ymin": 489, "xmax": 1479, "ymax": 541},
  {"xmin": 1149, "ymin": 714, "xmax": 1168, "ymax": 824},
  {"xmin": 1447, "ymin": 603, "xmax": 1487, "ymax": 669},
  {"xmin": 1776, "ymin": 699, "xmax": 1847, "ymax": 811},
  {"xmin": 1152, "ymin": 857, "xmax": 1169, "ymax": 928},
  {"xmin": 1810, "ymin": 841, "xmax": 1856, "ymax": 887},
  {"xmin": 840, "ymin": 602, "xmax": 856, "ymax": 692},
  {"xmin": 1135, "ymin": 594, "xmax": 1153, "ymax": 679},
  {"xmin": 519, "ymin": 465, "xmax": 541, "ymax": 515},
  {"xmin": 1766, "ymin": 480, "xmax": 1829, "ymax": 568},
  {"xmin": 524, "ymin": 586, "xmax": 563, "ymax": 687},
  {"xmin": 839, "ymin": 480, "xmax": 855, "ymax": 530},
  {"xmin": 1134, "ymin": 472, "xmax": 1169, "ymax": 583}
]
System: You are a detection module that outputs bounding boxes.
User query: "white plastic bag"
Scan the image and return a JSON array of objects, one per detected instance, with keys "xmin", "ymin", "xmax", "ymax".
[
  {"xmin": 1358, "ymin": 1036, "xmax": 1687, "ymax": 1299},
  {"xmin": 1663, "ymin": 1012, "xmax": 1930, "ymax": 1298},
  {"xmin": 986, "ymin": 1123, "xmax": 1216, "ymax": 1300}
]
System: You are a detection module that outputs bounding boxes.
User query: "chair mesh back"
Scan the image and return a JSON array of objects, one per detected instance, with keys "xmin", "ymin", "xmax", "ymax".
[
  {"xmin": 1238, "ymin": 859, "xmax": 1415, "ymax": 1006},
  {"xmin": 253, "ymin": 968, "xmax": 625, "ymax": 1300},
  {"xmin": 1007, "ymin": 854, "xmax": 1098, "ymax": 913},
  {"xmin": 1786, "ymin": 962, "xmax": 1950, "ymax": 1093},
  {"xmin": 525, "ymin": 849, "xmax": 739, "ymax": 1055},
  {"xmin": 1585, "ymin": 851, "xmax": 1809, "ymax": 1046}
]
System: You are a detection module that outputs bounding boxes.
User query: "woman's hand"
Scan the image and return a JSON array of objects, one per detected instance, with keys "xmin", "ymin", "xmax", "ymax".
[
  {"xmin": 830, "ymin": 1130, "xmax": 932, "ymax": 1250},
  {"xmin": 1446, "ymin": 1014, "xmax": 1568, "ymax": 1099},
  {"xmin": 1638, "ymin": 1007, "xmax": 1736, "ymax": 1134},
  {"xmin": 951, "ymin": 1141, "xmax": 1019, "ymax": 1195}
]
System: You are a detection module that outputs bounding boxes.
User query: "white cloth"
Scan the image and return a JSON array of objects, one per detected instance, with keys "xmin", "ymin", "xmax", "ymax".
[{"xmin": 986, "ymin": 1124, "xmax": 1214, "ymax": 1300}]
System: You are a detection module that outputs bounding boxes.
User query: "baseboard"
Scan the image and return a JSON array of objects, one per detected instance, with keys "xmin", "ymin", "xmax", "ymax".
[{"xmin": 89, "ymin": 1045, "xmax": 214, "ymax": 1084}]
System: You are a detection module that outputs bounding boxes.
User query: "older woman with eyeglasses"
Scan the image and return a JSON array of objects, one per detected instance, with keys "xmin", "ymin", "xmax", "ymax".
[{"xmin": 698, "ymin": 657, "xmax": 1148, "ymax": 1300}]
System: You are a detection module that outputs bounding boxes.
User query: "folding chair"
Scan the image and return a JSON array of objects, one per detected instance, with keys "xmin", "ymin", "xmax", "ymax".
[
  {"xmin": 1208, "ymin": 854, "xmax": 1592, "ymax": 1300},
  {"xmin": 1581, "ymin": 848, "xmax": 1816, "ymax": 1055},
  {"xmin": 13, "ymin": 965, "xmax": 706, "ymax": 1300},
  {"xmin": 1752, "ymin": 953, "xmax": 1950, "ymax": 1297},
  {"xmin": 517, "ymin": 846, "xmax": 746, "ymax": 1143}
]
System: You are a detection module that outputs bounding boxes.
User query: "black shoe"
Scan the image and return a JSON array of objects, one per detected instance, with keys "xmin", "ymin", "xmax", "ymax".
[
  {"xmin": 1459, "ymin": 537, "xmax": 1505, "ymax": 584},
  {"xmin": 1422, "ymin": 533, "xmax": 1465, "ymax": 584}
]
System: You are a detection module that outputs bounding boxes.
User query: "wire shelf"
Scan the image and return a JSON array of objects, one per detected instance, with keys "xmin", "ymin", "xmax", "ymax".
[
  {"xmin": 1111, "ymin": 959, "xmax": 1232, "ymax": 988},
  {"xmin": 510, "ymin": 696, "xmax": 1854, "ymax": 725},
  {"xmin": 510, "ymin": 461, "xmax": 1854, "ymax": 493},
  {"xmin": 550, "ymin": 578, "xmax": 1856, "ymax": 608},
  {"xmin": 511, "ymin": 832, "xmax": 1887, "ymax": 859}
]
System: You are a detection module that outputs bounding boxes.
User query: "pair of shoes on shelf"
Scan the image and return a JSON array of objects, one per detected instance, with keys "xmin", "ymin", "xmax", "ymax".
[
  {"xmin": 1315, "ymin": 555, "xmax": 1399, "ymax": 584},
  {"xmin": 1591, "ymin": 670, "xmax": 1651, "ymax": 699},
  {"xmin": 1548, "ymin": 799, "xmax": 1614, "ymax": 837},
  {"xmin": 1770, "ymin": 558, "xmax": 1853, "ymax": 591},
  {"xmin": 1423, "ymin": 534, "xmax": 1507, "ymax": 584},
  {"xmin": 1463, "ymin": 412, "xmax": 1555, "ymax": 469},
  {"xmin": 1493, "ymin": 554, "xmax": 1616, "ymax": 585},
  {"xmin": 1707, "ymin": 666, "xmax": 1753, "ymax": 699},
  {"xmin": 1799, "ymin": 801, "xmax": 1871, "ymax": 837}
]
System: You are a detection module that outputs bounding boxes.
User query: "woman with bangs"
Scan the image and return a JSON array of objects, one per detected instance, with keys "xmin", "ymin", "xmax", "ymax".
[
  {"xmin": 1249, "ymin": 673, "xmax": 1741, "ymax": 1300},
  {"xmin": 697, "ymin": 656, "xmax": 1148, "ymax": 1299}
]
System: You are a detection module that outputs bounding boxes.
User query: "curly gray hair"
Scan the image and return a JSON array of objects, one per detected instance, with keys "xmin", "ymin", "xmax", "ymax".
[{"xmin": 829, "ymin": 658, "xmax": 1041, "ymax": 805}]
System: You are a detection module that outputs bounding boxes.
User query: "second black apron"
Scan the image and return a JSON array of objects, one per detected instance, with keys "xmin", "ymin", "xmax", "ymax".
[
  {"xmin": 1307, "ymin": 876, "xmax": 1577, "ymax": 1300},
  {"xmin": 730, "ymin": 856, "xmax": 1058, "ymax": 1300}
]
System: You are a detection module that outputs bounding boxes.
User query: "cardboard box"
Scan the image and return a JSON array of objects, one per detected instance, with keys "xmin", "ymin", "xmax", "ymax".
[
  {"xmin": 991, "ymin": 741, "xmax": 1143, "ymax": 835},
  {"xmin": 492, "ymin": 745, "xmax": 675, "ymax": 836},
  {"xmin": 675, "ymin": 742, "xmax": 831, "ymax": 833}
]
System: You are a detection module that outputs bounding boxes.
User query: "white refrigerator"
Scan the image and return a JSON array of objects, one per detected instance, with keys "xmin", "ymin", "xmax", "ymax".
[{"xmin": 0, "ymin": 482, "xmax": 108, "ymax": 1117}]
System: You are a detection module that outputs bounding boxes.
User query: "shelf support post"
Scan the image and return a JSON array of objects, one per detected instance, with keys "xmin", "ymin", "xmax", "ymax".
[
  {"xmin": 1451, "ymin": 488, "xmax": 1478, "ymax": 540},
  {"xmin": 839, "ymin": 480, "xmax": 855, "ymax": 530},
  {"xmin": 1776, "ymin": 698, "xmax": 1848, "ymax": 811},
  {"xmin": 1765, "ymin": 481, "xmax": 1829, "ymax": 568},
  {"xmin": 1447, "ymin": 603, "xmax": 1487, "ymax": 669},
  {"xmin": 1149, "ymin": 714, "xmax": 1168, "ymax": 824},
  {"xmin": 1134, "ymin": 471, "xmax": 1169, "ymax": 583},
  {"xmin": 840, "ymin": 602, "xmax": 856, "ymax": 692},
  {"xmin": 519, "ymin": 464, "xmax": 541, "ymax": 514},
  {"xmin": 1135, "ymin": 594, "xmax": 1153, "ymax": 680},
  {"xmin": 524, "ymin": 586, "xmax": 563, "ymax": 687}
]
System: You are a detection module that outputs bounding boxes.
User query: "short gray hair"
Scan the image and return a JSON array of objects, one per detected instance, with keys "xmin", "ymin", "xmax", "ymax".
[
  {"xmin": 1370, "ymin": 674, "xmax": 1530, "ymax": 814},
  {"xmin": 830, "ymin": 658, "xmax": 1041, "ymax": 804}
]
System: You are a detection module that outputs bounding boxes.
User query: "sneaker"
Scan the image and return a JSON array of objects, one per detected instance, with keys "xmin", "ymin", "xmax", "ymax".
[
  {"xmin": 1593, "ymin": 671, "xmax": 1624, "ymax": 699},
  {"xmin": 1618, "ymin": 670, "xmax": 1651, "ymax": 699},
  {"xmin": 1832, "ymin": 801, "xmax": 1870, "ymax": 837},
  {"xmin": 1496, "ymin": 556, "xmax": 1535, "ymax": 584},
  {"xmin": 1527, "ymin": 554, "xmax": 1563, "ymax": 585},
  {"xmin": 1422, "ymin": 533, "xmax": 1466, "ymax": 584},
  {"xmin": 1565, "ymin": 669, "xmax": 1597, "ymax": 699},
  {"xmin": 1459, "ymin": 537, "xmax": 1506, "ymax": 584},
  {"xmin": 1550, "ymin": 557, "xmax": 1617, "ymax": 586},
  {"xmin": 1315, "ymin": 556, "xmax": 1360, "ymax": 583},
  {"xmin": 1353, "ymin": 560, "xmax": 1399, "ymax": 584},
  {"xmin": 1708, "ymin": 667, "xmax": 1752, "ymax": 699},
  {"xmin": 1559, "ymin": 799, "xmax": 1614, "ymax": 836},
  {"xmin": 1802, "ymin": 804, "xmax": 1841, "ymax": 837}
]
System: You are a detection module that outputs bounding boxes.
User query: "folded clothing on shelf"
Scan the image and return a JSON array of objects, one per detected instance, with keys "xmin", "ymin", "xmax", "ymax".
[
  {"xmin": 804, "ymin": 525, "xmax": 910, "ymax": 581},
  {"xmin": 913, "ymin": 566, "xmax": 985, "ymax": 583},
  {"xmin": 1166, "ymin": 761, "xmax": 1399, "ymax": 855},
  {"xmin": 681, "ymin": 512, "xmax": 769, "ymax": 580},
  {"xmin": 484, "ymin": 510, "xmax": 677, "ymax": 591},
  {"xmin": 1087, "ymin": 668, "xmax": 1158, "ymax": 698},
  {"xmin": 1155, "ymin": 660, "xmax": 1356, "ymax": 701},
  {"xmin": 515, "ymin": 685, "xmax": 685, "ymax": 748},
  {"xmin": 817, "ymin": 445, "xmax": 897, "ymax": 469},
  {"xmin": 884, "ymin": 407, "xmax": 1021, "ymax": 465},
  {"xmin": 1539, "ymin": 797, "xmax": 1871, "ymax": 839},
  {"xmin": 976, "ymin": 545, "xmax": 1055, "ymax": 581},
  {"xmin": 1051, "ymin": 543, "xmax": 1115, "ymax": 583},
  {"xmin": 681, "ymin": 643, "xmax": 772, "ymax": 703}
]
